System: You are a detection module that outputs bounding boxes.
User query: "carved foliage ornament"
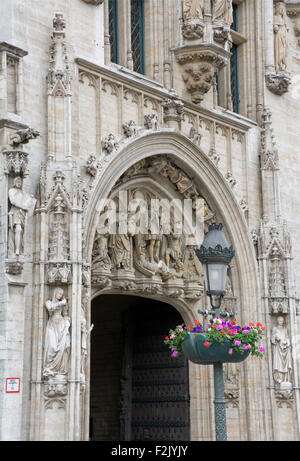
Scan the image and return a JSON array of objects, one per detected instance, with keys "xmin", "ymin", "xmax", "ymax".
[
  {"xmin": 265, "ymin": 72, "xmax": 291, "ymax": 96},
  {"xmin": 175, "ymin": 48, "xmax": 229, "ymax": 104},
  {"xmin": 182, "ymin": 23, "xmax": 204, "ymax": 40}
]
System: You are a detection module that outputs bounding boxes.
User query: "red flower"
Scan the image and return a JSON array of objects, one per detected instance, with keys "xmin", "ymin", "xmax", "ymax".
[
  {"xmin": 257, "ymin": 322, "xmax": 263, "ymax": 327},
  {"xmin": 194, "ymin": 319, "xmax": 200, "ymax": 325},
  {"xmin": 230, "ymin": 321, "xmax": 236, "ymax": 326},
  {"xmin": 221, "ymin": 331, "xmax": 226, "ymax": 335},
  {"xmin": 165, "ymin": 336, "xmax": 169, "ymax": 340},
  {"xmin": 204, "ymin": 342, "xmax": 211, "ymax": 348},
  {"xmin": 188, "ymin": 325, "xmax": 193, "ymax": 329},
  {"xmin": 249, "ymin": 323, "xmax": 255, "ymax": 327}
]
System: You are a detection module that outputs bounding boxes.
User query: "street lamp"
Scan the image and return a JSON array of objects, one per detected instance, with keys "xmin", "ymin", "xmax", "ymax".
[
  {"xmin": 195, "ymin": 223, "xmax": 235, "ymax": 441},
  {"xmin": 196, "ymin": 223, "xmax": 235, "ymax": 311}
]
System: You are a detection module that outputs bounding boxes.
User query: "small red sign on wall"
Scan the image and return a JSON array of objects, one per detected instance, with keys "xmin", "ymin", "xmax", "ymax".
[{"xmin": 6, "ymin": 378, "xmax": 20, "ymax": 393}]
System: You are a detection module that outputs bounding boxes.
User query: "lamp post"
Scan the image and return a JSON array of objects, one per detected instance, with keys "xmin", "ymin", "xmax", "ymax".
[{"xmin": 195, "ymin": 223, "xmax": 235, "ymax": 441}]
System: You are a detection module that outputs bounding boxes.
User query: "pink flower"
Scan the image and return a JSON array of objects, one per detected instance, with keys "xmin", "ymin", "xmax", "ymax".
[
  {"xmin": 169, "ymin": 334, "xmax": 175, "ymax": 339},
  {"xmin": 172, "ymin": 350, "xmax": 178, "ymax": 357},
  {"xmin": 259, "ymin": 346, "xmax": 265, "ymax": 352},
  {"xmin": 234, "ymin": 340, "xmax": 241, "ymax": 346},
  {"xmin": 228, "ymin": 348, "xmax": 233, "ymax": 355}
]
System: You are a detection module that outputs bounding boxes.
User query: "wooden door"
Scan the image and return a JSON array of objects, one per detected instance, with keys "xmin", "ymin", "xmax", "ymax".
[{"xmin": 120, "ymin": 302, "xmax": 190, "ymax": 441}]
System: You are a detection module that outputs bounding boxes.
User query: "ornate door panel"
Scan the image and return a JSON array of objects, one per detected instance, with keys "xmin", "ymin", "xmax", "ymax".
[{"xmin": 120, "ymin": 303, "xmax": 190, "ymax": 441}]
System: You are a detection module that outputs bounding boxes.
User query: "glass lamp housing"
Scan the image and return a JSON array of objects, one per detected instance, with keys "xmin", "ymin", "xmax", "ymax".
[
  {"xmin": 195, "ymin": 223, "xmax": 235, "ymax": 298},
  {"xmin": 203, "ymin": 262, "xmax": 228, "ymax": 296}
]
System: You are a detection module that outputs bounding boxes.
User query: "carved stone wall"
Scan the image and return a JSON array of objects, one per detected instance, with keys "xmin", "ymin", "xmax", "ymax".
[{"xmin": 1, "ymin": 0, "xmax": 300, "ymax": 443}]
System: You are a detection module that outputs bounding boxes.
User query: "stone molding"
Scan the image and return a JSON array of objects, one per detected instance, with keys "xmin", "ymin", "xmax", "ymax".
[{"xmin": 81, "ymin": 0, "xmax": 104, "ymax": 5}]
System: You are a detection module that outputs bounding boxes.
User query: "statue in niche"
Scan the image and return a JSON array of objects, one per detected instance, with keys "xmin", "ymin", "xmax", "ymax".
[
  {"xmin": 212, "ymin": 0, "xmax": 233, "ymax": 27},
  {"xmin": 8, "ymin": 176, "xmax": 36, "ymax": 257},
  {"xmin": 183, "ymin": 245, "xmax": 202, "ymax": 281},
  {"xmin": 43, "ymin": 287, "xmax": 71, "ymax": 378},
  {"xmin": 164, "ymin": 221, "xmax": 184, "ymax": 277},
  {"xmin": 80, "ymin": 293, "xmax": 93, "ymax": 381},
  {"xmin": 130, "ymin": 190, "xmax": 162, "ymax": 276},
  {"xmin": 274, "ymin": 2, "xmax": 288, "ymax": 72},
  {"xmin": 183, "ymin": 0, "xmax": 204, "ymax": 20},
  {"xmin": 108, "ymin": 209, "xmax": 134, "ymax": 271},
  {"xmin": 146, "ymin": 206, "xmax": 161, "ymax": 264},
  {"xmin": 92, "ymin": 232, "xmax": 111, "ymax": 272},
  {"xmin": 271, "ymin": 316, "xmax": 292, "ymax": 388}
]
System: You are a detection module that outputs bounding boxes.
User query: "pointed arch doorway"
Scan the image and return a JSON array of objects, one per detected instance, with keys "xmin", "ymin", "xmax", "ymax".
[{"xmin": 90, "ymin": 294, "xmax": 190, "ymax": 441}]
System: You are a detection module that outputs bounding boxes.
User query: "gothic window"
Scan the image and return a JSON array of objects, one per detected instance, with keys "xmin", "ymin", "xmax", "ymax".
[
  {"xmin": 109, "ymin": 0, "xmax": 118, "ymax": 64},
  {"xmin": 230, "ymin": 3, "xmax": 239, "ymax": 113},
  {"xmin": 230, "ymin": 43, "xmax": 239, "ymax": 114},
  {"xmin": 131, "ymin": 0, "xmax": 145, "ymax": 74}
]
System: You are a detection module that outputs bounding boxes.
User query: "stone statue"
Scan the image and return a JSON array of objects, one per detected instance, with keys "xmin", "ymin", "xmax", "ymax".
[
  {"xmin": 80, "ymin": 293, "xmax": 93, "ymax": 380},
  {"xmin": 183, "ymin": 0, "xmax": 204, "ymax": 20},
  {"xmin": 165, "ymin": 222, "xmax": 184, "ymax": 277},
  {"xmin": 274, "ymin": 2, "xmax": 288, "ymax": 72},
  {"xmin": 271, "ymin": 316, "xmax": 292, "ymax": 388},
  {"xmin": 43, "ymin": 288, "xmax": 71, "ymax": 378},
  {"xmin": 146, "ymin": 207, "xmax": 161, "ymax": 263},
  {"xmin": 183, "ymin": 245, "xmax": 202, "ymax": 281},
  {"xmin": 108, "ymin": 210, "xmax": 134, "ymax": 271},
  {"xmin": 92, "ymin": 232, "xmax": 111, "ymax": 272},
  {"xmin": 212, "ymin": 0, "xmax": 233, "ymax": 27},
  {"xmin": 8, "ymin": 176, "xmax": 36, "ymax": 256}
]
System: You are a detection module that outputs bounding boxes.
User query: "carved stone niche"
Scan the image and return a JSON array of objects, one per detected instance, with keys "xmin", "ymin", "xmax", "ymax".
[
  {"xmin": 174, "ymin": 45, "xmax": 230, "ymax": 104},
  {"xmin": 47, "ymin": 263, "xmax": 72, "ymax": 285},
  {"xmin": 265, "ymin": 72, "xmax": 291, "ymax": 96}
]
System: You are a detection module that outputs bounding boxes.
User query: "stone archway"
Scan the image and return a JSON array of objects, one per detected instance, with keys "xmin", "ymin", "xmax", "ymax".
[
  {"xmin": 81, "ymin": 131, "xmax": 262, "ymax": 441},
  {"xmin": 90, "ymin": 294, "xmax": 190, "ymax": 442}
]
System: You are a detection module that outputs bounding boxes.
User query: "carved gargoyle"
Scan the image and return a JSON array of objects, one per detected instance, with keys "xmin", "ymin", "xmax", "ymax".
[{"xmin": 9, "ymin": 128, "xmax": 40, "ymax": 148}]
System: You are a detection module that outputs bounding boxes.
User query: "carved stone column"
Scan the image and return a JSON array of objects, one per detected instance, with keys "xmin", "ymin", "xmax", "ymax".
[
  {"xmin": 162, "ymin": 95, "xmax": 184, "ymax": 130},
  {"xmin": 30, "ymin": 13, "xmax": 86, "ymax": 442},
  {"xmin": 47, "ymin": 12, "xmax": 72, "ymax": 163}
]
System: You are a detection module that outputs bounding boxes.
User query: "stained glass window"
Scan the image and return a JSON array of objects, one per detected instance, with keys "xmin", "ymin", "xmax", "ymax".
[
  {"xmin": 109, "ymin": 0, "xmax": 118, "ymax": 64},
  {"xmin": 131, "ymin": 0, "xmax": 145, "ymax": 74}
]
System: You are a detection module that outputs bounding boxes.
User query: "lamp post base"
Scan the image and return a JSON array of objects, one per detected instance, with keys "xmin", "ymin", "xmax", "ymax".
[{"xmin": 213, "ymin": 362, "xmax": 227, "ymax": 441}]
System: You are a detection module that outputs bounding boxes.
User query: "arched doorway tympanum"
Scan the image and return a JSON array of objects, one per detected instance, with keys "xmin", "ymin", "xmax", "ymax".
[{"xmin": 90, "ymin": 295, "xmax": 190, "ymax": 441}]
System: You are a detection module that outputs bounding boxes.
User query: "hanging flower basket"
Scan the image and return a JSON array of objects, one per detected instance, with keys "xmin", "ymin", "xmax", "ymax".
[
  {"xmin": 164, "ymin": 317, "xmax": 266, "ymax": 364},
  {"xmin": 181, "ymin": 333, "xmax": 250, "ymax": 365}
]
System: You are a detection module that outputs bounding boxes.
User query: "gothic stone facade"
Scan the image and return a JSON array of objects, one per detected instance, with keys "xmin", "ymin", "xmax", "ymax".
[{"xmin": 0, "ymin": 0, "xmax": 300, "ymax": 441}]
